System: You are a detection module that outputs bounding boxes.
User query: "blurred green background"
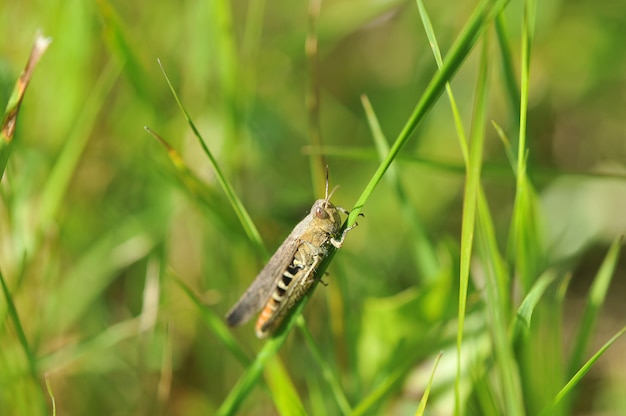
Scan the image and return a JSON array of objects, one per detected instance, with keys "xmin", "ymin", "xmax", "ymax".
[{"xmin": 1, "ymin": 0, "xmax": 625, "ymax": 414}]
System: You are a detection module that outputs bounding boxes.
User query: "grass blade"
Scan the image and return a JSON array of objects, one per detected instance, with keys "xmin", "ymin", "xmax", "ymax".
[
  {"xmin": 416, "ymin": 2, "xmax": 518, "ymax": 413},
  {"xmin": 539, "ymin": 326, "xmax": 626, "ymax": 416},
  {"xmin": 38, "ymin": 60, "xmax": 120, "ymax": 229},
  {"xmin": 361, "ymin": 94, "xmax": 439, "ymax": 280},
  {"xmin": 41, "ymin": 211, "xmax": 162, "ymax": 332},
  {"xmin": 0, "ymin": 31, "xmax": 51, "ymax": 180},
  {"xmin": 476, "ymin": 189, "xmax": 526, "ymax": 416},
  {"xmin": 415, "ymin": 351, "xmax": 443, "ymax": 416},
  {"xmin": 170, "ymin": 272, "xmax": 251, "ymax": 367},
  {"xmin": 348, "ymin": 0, "xmax": 510, "ymax": 226},
  {"xmin": 208, "ymin": 0, "xmax": 241, "ymax": 168},
  {"xmin": 44, "ymin": 373, "xmax": 56, "ymax": 416},
  {"xmin": 567, "ymin": 237, "xmax": 622, "ymax": 377},
  {"xmin": 298, "ymin": 317, "xmax": 352, "ymax": 414},
  {"xmin": 305, "ymin": 0, "xmax": 327, "ymax": 195},
  {"xmin": 96, "ymin": 0, "xmax": 154, "ymax": 101},
  {"xmin": 156, "ymin": 60, "xmax": 267, "ymax": 259},
  {"xmin": 494, "ymin": 13, "xmax": 520, "ymax": 122},
  {"xmin": 454, "ymin": 35, "xmax": 490, "ymax": 416},
  {"xmin": 511, "ymin": 269, "xmax": 558, "ymax": 342},
  {"xmin": 416, "ymin": 0, "xmax": 469, "ymax": 162},
  {"xmin": 144, "ymin": 127, "xmax": 241, "ymax": 235},
  {"xmin": 351, "ymin": 365, "xmax": 407, "ymax": 416},
  {"xmin": 38, "ymin": 317, "xmax": 143, "ymax": 370},
  {"xmin": 0, "ymin": 267, "xmax": 41, "ymax": 399},
  {"xmin": 510, "ymin": 0, "xmax": 543, "ymax": 292},
  {"xmin": 263, "ymin": 355, "xmax": 307, "ymax": 416}
]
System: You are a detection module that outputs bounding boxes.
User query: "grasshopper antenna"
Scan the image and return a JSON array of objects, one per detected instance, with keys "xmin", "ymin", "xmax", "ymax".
[
  {"xmin": 324, "ymin": 165, "xmax": 329, "ymax": 200},
  {"xmin": 323, "ymin": 165, "xmax": 340, "ymax": 207}
]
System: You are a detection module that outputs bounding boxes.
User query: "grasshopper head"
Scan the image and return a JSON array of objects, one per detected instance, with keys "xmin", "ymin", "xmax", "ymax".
[
  {"xmin": 309, "ymin": 167, "xmax": 344, "ymax": 235},
  {"xmin": 310, "ymin": 198, "xmax": 342, "ymax": 235}
]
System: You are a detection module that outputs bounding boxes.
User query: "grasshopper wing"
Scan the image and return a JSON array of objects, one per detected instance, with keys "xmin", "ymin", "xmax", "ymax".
[{"xmin": 225, "ymin": 235, "xmax": 301, "ymax": 327}]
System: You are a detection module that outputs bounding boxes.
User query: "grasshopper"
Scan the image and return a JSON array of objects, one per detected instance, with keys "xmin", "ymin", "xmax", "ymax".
[{"xmin": 226, "ymin": 172, "xmax": 357, "ymax": 338}]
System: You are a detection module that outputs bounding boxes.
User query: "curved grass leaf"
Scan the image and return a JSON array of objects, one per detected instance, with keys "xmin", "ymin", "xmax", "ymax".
[
  {"xmin": 0, "ymin": 267, "xmax": 41, "ymax": 405},
  {"xmin": 156, "ymin": 60, "xmax": 267, "ymax": 260},
  {"xmin": 454, "ymin": 36, "xmax": 490, "ymax": 416},
  {"xmin": 263, "ymin": 355, "xmax": 307, "ymax": 416},
  {"xmin": 539, "ymin": 326, "xmax": 626, "ymax": 416},
  {"xmin": 567, "ymin": 237, "xmax": 622, "ymax": 377},
  {"xmin": 509, "ymin": 0, "xmax": 543, "ymax": 292},
  {"xmin": 38, "ymin": 60, "xmax": 120, "ymax": 230},
  {"xmin": 348, "ymin": 0, "xmax": 510, "ymax": 226},
  {"xmin": 170, "ymin": 272, "xmax": 250, "ymax": 367},
  {"xmin": 208, "ymin": 0, "xmax": 242, "ymax": 169},
  {"xmin": 1, "ymin": 31, "xmax": 51, "ymax": 180},
  {"xmin": 96, "ymin": 0, "xmax": 154, "ymax": 101},
  {"xmin": 511, "ymin": 269, "xmax": 558, "ymax": 342},
  {"xmin": 38, "ymin": 318, "xmax": 142, "ymax": 371},
  {"xmin": 494, "ymin": 14, "xmax": 520, "ymax": 123},
  {"xmin": 415, "ymin": 351, "xmax": 443, "ymax": 416},
  {"xmin": 361, "ymin": 94, "xmax": 439, "ymax": 280},
  {"xmin": 144, "ymin": 127, "xmax": 241, "ymax": 236},
  {"xmin": 298, "ymin": 316, "xmax": 352, "ymax": 414},
  {"xmin": 44, "ymin": 373, "xmax": 56, "ymax": 416}
]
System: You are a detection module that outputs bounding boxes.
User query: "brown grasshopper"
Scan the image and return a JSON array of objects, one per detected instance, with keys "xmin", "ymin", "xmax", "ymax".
[{"xmin": 226, "ymin": 172, "xmax": 357, "ymax": 338}]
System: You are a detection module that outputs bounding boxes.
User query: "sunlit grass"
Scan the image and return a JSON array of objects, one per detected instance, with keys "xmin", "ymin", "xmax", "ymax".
[{"xmin": 1, "ymin": 0, "xmax": 625, "ymax": 415}]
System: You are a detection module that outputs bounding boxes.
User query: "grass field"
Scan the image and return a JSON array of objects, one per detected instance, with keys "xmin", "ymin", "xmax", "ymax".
[{"xmin": 2, "ymin": 0, "xmax": 626, "ymax": 414}]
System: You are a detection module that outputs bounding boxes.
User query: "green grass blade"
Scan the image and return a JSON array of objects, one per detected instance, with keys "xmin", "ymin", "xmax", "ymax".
[
  {"xmin": 156, "ymin": 60, "xmax": 267, "ymax": 259},
  {"xmin": 539, "ymin": 326, "xmax": 626, "ymax": 416},
  {"xmin": 511, "ymin": 269, "xmax": 558, "ymax": 342},
  {"xmin": 416, "ymin": 2, "xmax": 521, "ymax": 413},
  {"xmin": 96, "ymin": 0, "xmax": 154, "ymax": 101},
  {"xmin": 510, "ymin": 0, "xmax": 542, "ymax": 292},
  {"xmin": 144, "ymin": 127, "xmax": 241, "ymax": 235},
  {"xmin": 471, "ymin": 362, "xmax": 502, "ymax": 415},
  {"xmin": 454, "ymin": 36, "xmax": 490, "ymax": 416},
  {"xmin": 264, "ymin": 355, "xmax": 307, "ymax": 416},
  {"xmin": 41, "ymin": 210, "xmax": 162, "ymax": 333},
  {"xmin": 0, "ymin": 31, "xmax": 51, "ymax": 180},
  {"xmin": 567, "ymin": 237, "xmax": 622, "ymax": 377},
  {"xmin": 305, "ymin": 145, "xmax": 469, "ymax": 174},
  {"xmin": 305, "ymin": 0, "xmax": 327, "ymax": 196},
  {"xmin": 350, "ymin": 366, "xmax": 406, "ymax": 416},
  {"xmin": 416, "ymin": 0, "xmax": 469, "ymax": 162},
  {"xmin": 509, "ymin": 174, "xmax": 544, "ymax": 291},
  {"xmin": 170, "ymin": 272, "xmax": 251, "ymax": 367},
  {"xmin": 494, "ymin": 13, "xmax": 520, "ymax": 122},
  {"xmin": 308, "ymin": 145, "xmax": 626, "ymax": 183},
  {"xmin": 38, "ymin": 60, "xmax": 120, "ymax": 229},
  {"xmin": 491, "ymin": 120, "xmax": 517, "ymax": 173},
  {"xmin": 517, "ymin": 0, "xmax": 535, "ymax": 167},
  {"xmin": 361, "ymin": 94, "xmax": 439, "ymax": 280},
  {"xmin": 476, "ymin": 190, "xmax": 526, "ymax": 416},
  {"xmin": 208, "ymin": 0, "xmax": 241, "ymax": 168},
  {"xmin": 44, "ymin": 373, "xmax": 56, "ymax": 416},
  {"xmin": 348, "ymin": 0, "xmax": 510, "ymax": 226},
  {"xmin": 38, "ymin": 317, "xmax": 143, "ymax": 370},
  {"xmin": 0, "ymin": 267, "xmax": 41, "ymax": 402},
  {"xmin": 298, "ymin": 317, "xmax": 352, "ymax": 414},
  {"xmin": 415, "ymin": 351, "xmax": 443, "ymax": 416},
  {"xmin": 216, "ymin": 328, "xmax": 292, "ymax": 415},
  {"xmin": 476, "ymin": 189, "xmax": 511, "ymax": 316}
]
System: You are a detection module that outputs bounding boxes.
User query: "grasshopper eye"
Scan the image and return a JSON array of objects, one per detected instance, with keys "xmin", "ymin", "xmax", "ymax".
[{"xmin": 315, "ymin": 206, "xmax": 328, "ymax": 219}]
